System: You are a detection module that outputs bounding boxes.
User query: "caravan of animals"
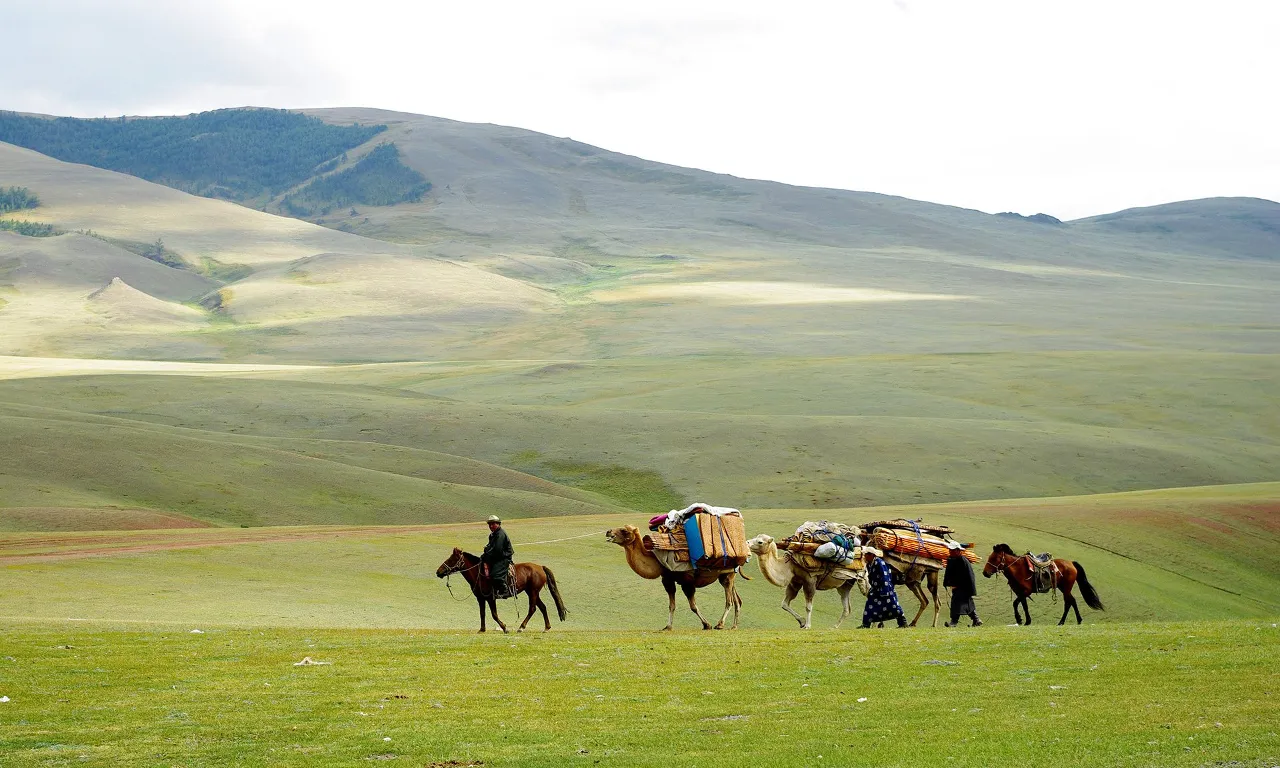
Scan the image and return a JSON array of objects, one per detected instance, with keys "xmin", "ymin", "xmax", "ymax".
[{"xmin": 436, "ymin": 503, "xmax": 1105, "ymax": 633}]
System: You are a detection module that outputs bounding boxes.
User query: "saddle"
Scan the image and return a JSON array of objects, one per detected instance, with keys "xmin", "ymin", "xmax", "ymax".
[{"xmin": 1025, "ymin": 553, "xmax": 1058, "ymax": 593}]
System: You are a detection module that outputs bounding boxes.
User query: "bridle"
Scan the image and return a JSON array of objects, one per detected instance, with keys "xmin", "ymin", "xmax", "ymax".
[{"xmin": 439, "ymin": 553, "xmax": 487, "ymax": 601}]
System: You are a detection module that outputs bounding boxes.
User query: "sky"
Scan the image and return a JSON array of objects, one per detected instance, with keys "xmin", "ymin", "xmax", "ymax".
[{"xmin": 2, "ymin": 0, "xmax": 1277, "ymax": 220}]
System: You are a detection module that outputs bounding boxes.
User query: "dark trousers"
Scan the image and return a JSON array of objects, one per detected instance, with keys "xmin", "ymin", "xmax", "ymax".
[{"xmin": 949, "ymin": 593, "xmax": 978, "ymax": 624}]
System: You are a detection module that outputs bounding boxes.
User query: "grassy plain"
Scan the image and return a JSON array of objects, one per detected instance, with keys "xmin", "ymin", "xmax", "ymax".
[
  {"xmin": 2, "ymin": 484, "xmax": 1277, "ymax": 628},
  {"xmin": 1, "ymin": 352, "xmax": 1276, "ymax": 516},
  {"xmin": 1, "ymin": 620, "xmax": 1276, "ymax": 767}
]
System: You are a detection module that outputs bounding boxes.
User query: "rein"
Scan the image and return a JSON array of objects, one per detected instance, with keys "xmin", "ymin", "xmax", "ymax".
[{"xmin": 440, "ymin": 558, "xmax": 489, "ymax": 601}]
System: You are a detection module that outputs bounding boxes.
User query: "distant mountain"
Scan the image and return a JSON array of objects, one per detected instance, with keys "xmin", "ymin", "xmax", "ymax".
[
  {"xmin": 1073, "ymin": 197, "xmax": 1280, "ymax": 260},
  {"xmin": 2, "ymin": 107, "xmax": 1277, "ymax": 362},
  {"xmin": 996, "ymin": 212, "xmax": 1063, "ymax": 226}
]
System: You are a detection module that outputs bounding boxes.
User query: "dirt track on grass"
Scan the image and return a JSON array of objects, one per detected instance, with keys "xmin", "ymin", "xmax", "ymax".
[{"xmin": 0, "ymin": 525, "xmax": 448, "ymax": 564}]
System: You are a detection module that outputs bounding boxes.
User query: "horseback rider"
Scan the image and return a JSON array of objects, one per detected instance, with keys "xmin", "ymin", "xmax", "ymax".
[
  {"xmin": 859, "ymin": 546, "xmax": 908, "ymax": 628},
  {"xmin": 943, "ymin": 540, "xmax": 983, "ymax": 627},
  {"xmin": 482, "ymin": 514, "xmax": 515, "ymax": 598}
]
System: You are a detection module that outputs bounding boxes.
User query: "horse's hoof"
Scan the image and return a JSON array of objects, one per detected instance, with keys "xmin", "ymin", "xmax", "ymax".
[{"xmin": 659, "ymin": 627, "xmax": 673, "ymax": 632}]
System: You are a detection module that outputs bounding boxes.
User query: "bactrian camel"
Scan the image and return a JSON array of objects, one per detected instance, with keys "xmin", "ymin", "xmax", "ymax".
[
  {"xmin": 747, "ymin": 534, "xmax": 867, "ymax": 629},
  {"xmin": 605, "ymin": 525, "xmax": 743, "ymax": 630}
]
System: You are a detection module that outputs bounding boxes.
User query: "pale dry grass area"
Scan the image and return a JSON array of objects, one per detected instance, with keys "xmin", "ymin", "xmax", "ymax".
[
  {"xmin": 0, "ymin": 355, "xmax": 321, "ymax": 380},
  {"xmin": 593, "ymin": 280, "xmax": 973, "ymax": 305},
  {"xmin": 0, "ymin": 142, "xmax": 402, "ymax": 268},
  {"xmin": 225, "ymin": 252, "xmax": 555, "ymax": 323}
]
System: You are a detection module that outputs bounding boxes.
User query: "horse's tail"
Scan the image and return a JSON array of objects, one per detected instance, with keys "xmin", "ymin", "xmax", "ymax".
[
  {"xmin": 544, "ymin": 566, "xmax": 569, "ymax": 621},
  {"xmin": 1073, "ymin": 561, "xmax": 1105, "ymax": 610}
]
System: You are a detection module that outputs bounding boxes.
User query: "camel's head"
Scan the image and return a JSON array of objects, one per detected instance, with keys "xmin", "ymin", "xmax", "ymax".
[
  {"xmin": 747, "ymin": 534, "xmax": 775, "ymax": 554},
  {"xmin": 605, "ymin": 525, "xmax": 640, "ymax": 547}
]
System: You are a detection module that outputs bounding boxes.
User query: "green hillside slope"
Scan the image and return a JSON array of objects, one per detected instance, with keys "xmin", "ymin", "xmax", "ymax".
[{"xmin": 1, "ymin": 353, "xmax": 1275, "ymax": 516}]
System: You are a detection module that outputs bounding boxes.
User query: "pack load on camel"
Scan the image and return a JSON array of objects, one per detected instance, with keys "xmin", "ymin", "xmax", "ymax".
[
  {"xmin": 644, "ymin": 503, "xmax": 749, "ymax": 572},
  {"xmin": 778, "ymin": 521, "xmax": 863, "ymax": 569},
  {"xmin": 860, "ymin": 519, "xmax": 978, "ymax": 568}
]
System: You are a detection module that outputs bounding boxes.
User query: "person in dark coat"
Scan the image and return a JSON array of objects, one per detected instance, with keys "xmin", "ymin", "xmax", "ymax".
[
  {"xmin": 943, "ymin": 540, "xmax": 982, "ymax": 627},
  {"xmin": 482, "ymin": 514, "xmax": 514, "ymax": 597},
  {"xmin": 859, "ymin": 547, "xmax": 908, "ymax": 628}
]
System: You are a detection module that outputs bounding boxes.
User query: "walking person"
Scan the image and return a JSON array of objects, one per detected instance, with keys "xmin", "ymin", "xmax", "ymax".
[
  {"xmin": 859, "ymin": 546, "xmax": 908, "ymax": 628},
  {"xmin": 943, "ymin": 540, "xmax": 982, "ymax": 627},
  {"xmin": 482, "ymin": 514, "xmax": 515, "ymax": 598}
]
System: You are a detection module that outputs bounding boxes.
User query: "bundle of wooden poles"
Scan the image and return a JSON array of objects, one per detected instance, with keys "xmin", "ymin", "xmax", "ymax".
[{"xmin": 863, "ymin": 519, "xmax": 979, "ymax": 564}]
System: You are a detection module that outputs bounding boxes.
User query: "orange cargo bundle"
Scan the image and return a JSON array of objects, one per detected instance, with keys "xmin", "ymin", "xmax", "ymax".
[{"xmin": 872, "ymin": 528, "xmax": 978, "ymax": 563}]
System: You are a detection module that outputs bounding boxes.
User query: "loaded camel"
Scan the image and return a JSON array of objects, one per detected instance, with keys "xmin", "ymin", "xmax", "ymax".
[
  {"xmin": 605, "ymin": 525, "xmax": 743, "ymax": 631},
  {"xmin": 748, "ymin": 534, "xmax": 868, "ymax": 629}
]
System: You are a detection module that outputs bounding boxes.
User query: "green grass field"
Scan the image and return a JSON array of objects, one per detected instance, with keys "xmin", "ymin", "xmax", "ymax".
[{"xmin": 2, "ymin": 620, "xmax": 1276, "ymax": 767}]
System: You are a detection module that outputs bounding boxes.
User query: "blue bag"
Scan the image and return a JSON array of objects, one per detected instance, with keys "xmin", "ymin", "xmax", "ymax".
[{"xmin": 684, "ymin": 516, "xmax": 706, "ymax": 565}]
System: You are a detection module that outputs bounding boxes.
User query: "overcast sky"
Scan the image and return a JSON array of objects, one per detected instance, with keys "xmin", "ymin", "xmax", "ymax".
[{"xmin": 3, "ymin": 0, "xmax": 1277, "ymax": 219}]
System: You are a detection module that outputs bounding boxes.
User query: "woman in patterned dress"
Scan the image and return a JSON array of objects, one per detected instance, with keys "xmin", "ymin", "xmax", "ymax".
[{"xmin": 859, "ymin": 547, "xmax": 908, "ymax": 628}]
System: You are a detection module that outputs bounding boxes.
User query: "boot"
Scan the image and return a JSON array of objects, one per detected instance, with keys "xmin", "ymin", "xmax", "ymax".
[
  {"xmin": 896, "ymin": 615, "xmax": 908, "ymax": 628},
  {"xmin": 969, "ymin": 613, "xmax": 983, "ymax": 627}
]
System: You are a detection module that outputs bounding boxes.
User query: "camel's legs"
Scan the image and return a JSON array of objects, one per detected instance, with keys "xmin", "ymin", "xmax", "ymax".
[
  {"xmin": 780, "ymin": 582, "xmax": 807, "ymax": 626},
  {"xmin": 800, "ymin": 578, "xmax": 816, "ymax": 630},
  {"xmin": 927, "ymin": 571, "xmax": 941, "ymax": 628},
  {"xmin": 662, "ymin": 577, "xmax": 678, "ymax": 631},
  {"xmin": 905, "ymin": 580, "xmax": 929, "ymax": 627},
  {"xmin": 834, "ymin": 581, "xmax": 854, "ymax": 628},
  {"xmin": 731, "ymin": 582, "xmax": 741, "ymax": 629},
  {"xmin": 714, "ymin": 574, "xmax": 738, "ymax": 630},
  {"xmin": 685, "ymin": 582, "xmax": 713, "ymax": 630}
]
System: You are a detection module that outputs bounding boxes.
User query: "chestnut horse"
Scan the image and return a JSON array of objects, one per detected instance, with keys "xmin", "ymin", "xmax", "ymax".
[
  {"xmin": 436, "ymin": 548, "xmax": 568, "ymax": 633},
  {"xmin": 982, "ymin": 543, "xmax": 1104, "ymax": 625}
]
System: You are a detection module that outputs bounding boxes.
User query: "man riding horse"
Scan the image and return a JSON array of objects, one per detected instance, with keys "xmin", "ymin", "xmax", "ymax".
[{"xmin": 482, "ymin": 514, "xmax": 515, "ymax": 598}]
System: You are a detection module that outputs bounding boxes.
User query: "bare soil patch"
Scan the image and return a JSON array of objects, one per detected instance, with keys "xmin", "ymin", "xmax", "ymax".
[{"xmin": 0, "ymin": 525, "xmax": 438, "ymax": 564}]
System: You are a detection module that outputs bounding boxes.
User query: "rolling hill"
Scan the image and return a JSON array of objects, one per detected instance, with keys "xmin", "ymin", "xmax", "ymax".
[
  {"xmin": 2, "ymin": 108, "xmax": 1277, "ymax": 363},
  {"xmin": 0, "ymin": 107, "xmax": 1276, "ymax": 536}
]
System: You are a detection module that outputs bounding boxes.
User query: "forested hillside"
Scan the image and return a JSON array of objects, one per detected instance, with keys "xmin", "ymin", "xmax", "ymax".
[
  {"xmin": 281, "ymin": 143, "xmax": 430, "ymax": 216},
  {"xmin": 0, "ymin": 109, "xmax": 386, "ymax": 202}
]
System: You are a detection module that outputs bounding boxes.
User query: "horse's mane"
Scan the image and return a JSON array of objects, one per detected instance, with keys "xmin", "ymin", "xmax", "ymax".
[
  {"xmin": 993, "ymin": 543, "xmax": 1016, "ymax": 556},
  {"xmin": 461, "ymin": 551, "xmax": 480, "ymax": 560}
]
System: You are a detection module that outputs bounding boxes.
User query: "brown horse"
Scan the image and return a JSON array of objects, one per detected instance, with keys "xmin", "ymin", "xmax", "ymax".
[
  {"xmin": 982, "ymin": 543, "xmax": 1104, "ymax": 625},
  {"xmin": 436, "ymin": 548, "xmax": 568, "ymax": 633}
]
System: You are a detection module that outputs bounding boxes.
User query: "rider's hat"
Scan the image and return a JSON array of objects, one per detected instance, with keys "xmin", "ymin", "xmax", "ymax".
[{"xmin": 486, "ymin": 515, "xmax": 502, "ymax": 524}]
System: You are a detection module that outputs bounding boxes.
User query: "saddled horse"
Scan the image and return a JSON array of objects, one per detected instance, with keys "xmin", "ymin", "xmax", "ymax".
[
  {"xmin": 982, "ymin": 543, "xmax": 1105, "ymax": 625},
  {"xmin": 436, "ymin": 548, "xmax": 568, "ymax": 633}
]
